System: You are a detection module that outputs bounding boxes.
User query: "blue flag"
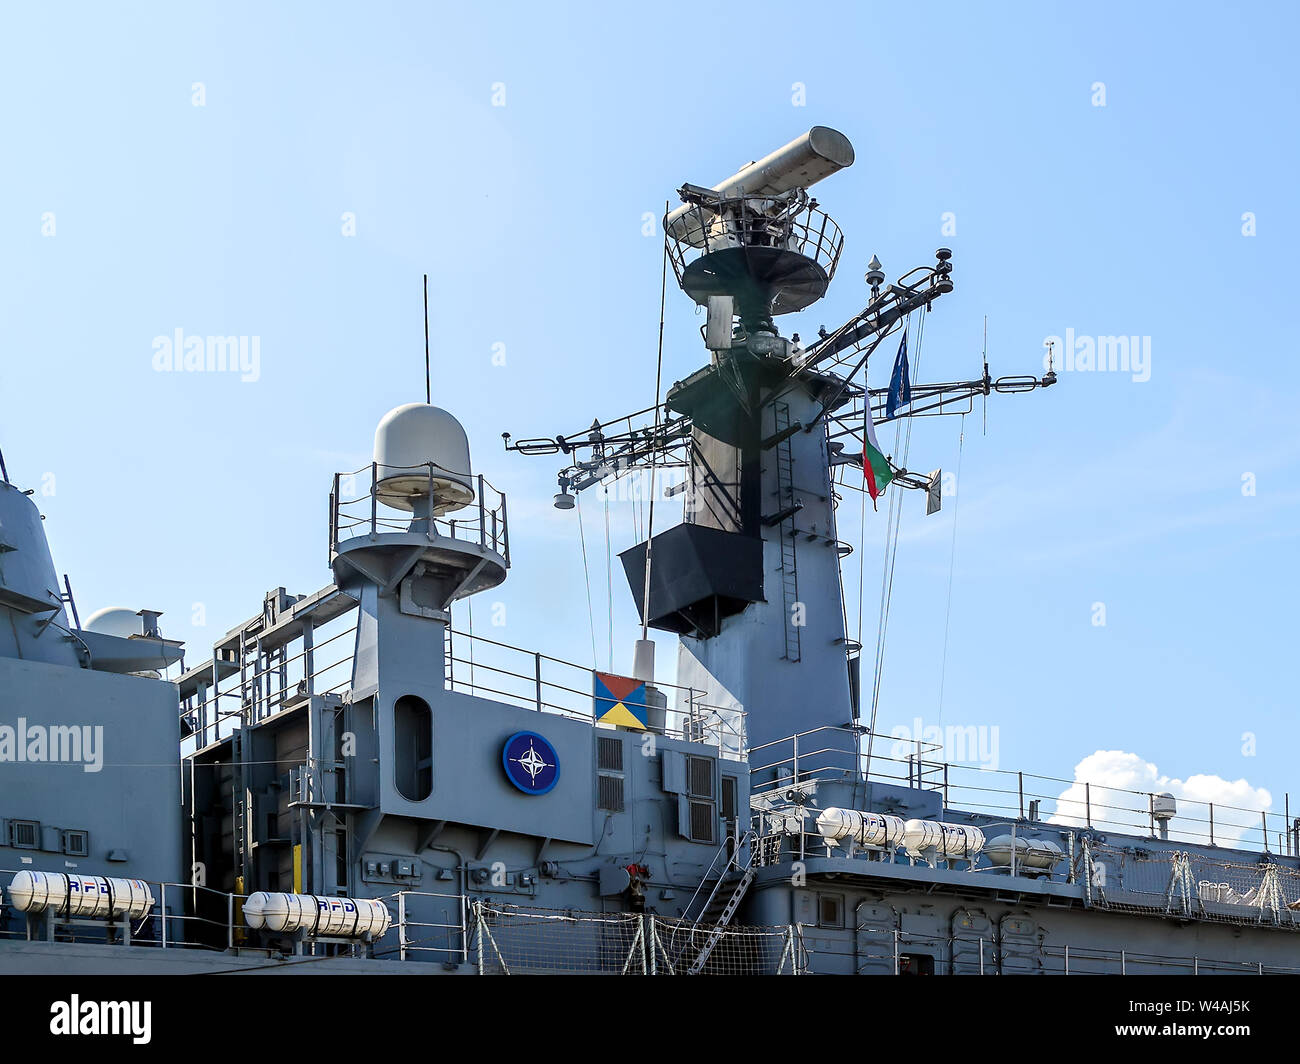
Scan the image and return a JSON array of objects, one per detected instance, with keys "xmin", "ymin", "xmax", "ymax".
[{"xmin": 886, "ymin": 330, "xmax": 911, "ymax": 419}]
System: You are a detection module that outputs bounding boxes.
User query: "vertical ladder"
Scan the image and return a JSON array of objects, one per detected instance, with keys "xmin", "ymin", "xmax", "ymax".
[
  {"xmin": 235, "ymin": 628, "xmax": 255, "ymax": 891},
  {"xmin": 773, "ymin": 402, "xmax": 801, "ymax": 662},
  {"xmin": 231, "ymin": 726, "xmax": 248, "ymax": 891},
  {"xmin": 59, "ymin": 575, "xmax": 81, "ymax": 629}
]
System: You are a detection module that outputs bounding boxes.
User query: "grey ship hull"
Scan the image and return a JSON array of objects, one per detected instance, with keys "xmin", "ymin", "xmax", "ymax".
[{"xmin": 4, "ymin": 853, "xmax": 1298, "ymax": 975}]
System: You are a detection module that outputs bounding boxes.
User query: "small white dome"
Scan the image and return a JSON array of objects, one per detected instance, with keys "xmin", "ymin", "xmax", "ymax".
[
  {"xmin": 373, "ymin": 403, "xmax": 474, "ymax": 514},
  {"xmin": 84, "ymin": 607, "xmax": 141, "ymax": 638}
]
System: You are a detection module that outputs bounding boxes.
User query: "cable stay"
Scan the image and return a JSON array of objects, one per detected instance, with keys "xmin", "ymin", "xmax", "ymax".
[
  {"xmin": 862, "ymin": 309, "xmax": 926, "ymax": 776},
  {"xmin": 936, "ymin": 414, "xmax": 966, "ymax": 729},
  {"xmin": 574, "ymin": 493, "xmax": 599, "ymax": 668}
]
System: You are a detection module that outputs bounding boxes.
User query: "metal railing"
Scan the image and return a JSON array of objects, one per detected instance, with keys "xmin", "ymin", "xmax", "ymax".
[
  {"xmin": 750, "ymin": 725, "xmax": 942, "ymax": 793},
  {"xmin": 178, "ymin": 595, "xmax": 748, "ymax": 762},
  {"xmin": 330, "ymin": 462, "xmax": 509, "ymax": 564},
  {"xmin": 0, "ymin": 872, "xmax": 801, "ymax": 975},
  {"xmin": 748, "ymin": 725, "xmax": 1297, "ymax": 858},
  {"xmin": 471, "ymin": 900, "xmax": 803, "ymax": 975},
  {"xmin": 8, "ymin": 859, "xmax": 1294, "ymax": 972},
  {"xmin": 0, "ymin": 869, "xmax": 464, "ymax": 961},
  {"xmin": 383, "ymin": 888, "xmax": 468, "ymax": 965},
  {"xmin": 846, "ymin": 924, "xmax": 1300, "ymax": 975},
  {"xmin": 0, "ymin": 870, "xmax": 259, "ymax": 953},
  {"xmin": 179, "ymin": 607, "xmax": 360, "ymax": 751},
  {"xmin": 445, "ymin": 625, "xmax": 747, "ymax": 759},
  {"xmin": 665, "ymin": 192, "xmax": 845, "ymax": 305}
]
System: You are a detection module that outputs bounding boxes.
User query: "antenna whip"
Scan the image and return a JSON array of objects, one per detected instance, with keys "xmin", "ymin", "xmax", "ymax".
[{"xmin": 639, "ymin": 201, "xmax": 670, "ymax": 642}]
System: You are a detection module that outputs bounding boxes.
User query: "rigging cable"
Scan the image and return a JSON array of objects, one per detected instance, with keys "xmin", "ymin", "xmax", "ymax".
[
  {"xmin": 575, "ymin": 493, "xmax": 599, "ymax": 666},
  {"xmin": 866, "ymin": 451, "xmax": 903, "ymax": 777},
  {"xmin": 639, "ymin": 200, "xmax": 671, "ymax": 644},
  {"xmin": 939, "ymin": 321, "xmax": 982, "ymax": 719},
  {"xmin": 854, "ymin": 437, "xmax": 868, "ymax": 709},
  {"xmin": 604, "ymin": 487, "xmax": 613, "ymax": 672},
  {"xmin": 864, "ymin": 308, "xmax": 926, "ymax": 778},
  {"xmin": 936, "ymin": 413, "xmax": 966, "ymax": 727}
]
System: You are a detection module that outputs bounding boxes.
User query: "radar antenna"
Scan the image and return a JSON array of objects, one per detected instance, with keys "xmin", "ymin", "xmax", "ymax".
[{"xmin": 503, "ymin": 128, "xmax": 1056, "ymax": 510}]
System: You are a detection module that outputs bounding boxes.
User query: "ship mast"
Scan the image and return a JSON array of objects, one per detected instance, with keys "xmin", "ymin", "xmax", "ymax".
[{"xmin": 505, "ymin": 127, "xmax": 1055, "ymax": 774}]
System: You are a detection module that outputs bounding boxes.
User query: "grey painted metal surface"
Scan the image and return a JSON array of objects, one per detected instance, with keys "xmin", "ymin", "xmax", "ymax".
[
  {"xmin": 0, "ymin": 481, "xmax": 80, "ymax": 667},
  {"xmin": 1, "ymin": 475, "xmax": 186, "ymax": 951},
  {"xmin": 0, "ymin": 658, "xmax": 183, "ymax": 886},
  {"xmin": 3, "ymin": 131, "xmax": 1292, "ymax": 975},
  {"xmin": 676, "ymin": 383, "xmax": 859, "ymax": 767}
]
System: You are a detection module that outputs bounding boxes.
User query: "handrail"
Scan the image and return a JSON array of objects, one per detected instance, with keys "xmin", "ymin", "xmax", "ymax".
[
  {"xmin": 380, "ymin": 888, "xmax": 468, "ymax": 965},
  {"xmin": 444, "ymin": 626, "xmax": 748, "ymax": 758},
  {"xmin": 330, "ymin": 461, "xmax": 510, "ymax": 561},
  {"xmin": 679, "ymin": 835, "xmax": 740, "ymax": 925},
  {"xmin": 746, "ymin": 725, "xmax": 1293, "ymax": 857},
  {"xmin": 0, "ymin": 869, "xmax": 259, "ymax": 953},
  {"xmin": 180, "ymin": 602, "xmax": 750, "ymax": 759}
]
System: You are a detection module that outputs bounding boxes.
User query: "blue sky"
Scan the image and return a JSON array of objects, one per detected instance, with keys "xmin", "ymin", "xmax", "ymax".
[{"xmin": 2, "ymin": 2, "xmax": 1296, "ymax": 827}]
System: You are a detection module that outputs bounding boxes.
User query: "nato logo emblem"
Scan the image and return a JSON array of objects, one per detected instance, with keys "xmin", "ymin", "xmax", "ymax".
[{"xmin": 502, "ymin": 731, "xmax": 560, "ymax": 795}]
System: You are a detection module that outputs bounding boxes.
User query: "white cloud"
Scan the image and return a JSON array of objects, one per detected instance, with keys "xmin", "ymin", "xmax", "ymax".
[{"xmin": 1049, "ymin": 750, "xmax": 1272, "ymax": 847}]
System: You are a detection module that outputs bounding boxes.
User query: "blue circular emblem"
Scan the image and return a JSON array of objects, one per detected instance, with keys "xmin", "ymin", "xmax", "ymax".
[{"xmin": 502, "ymin": 731, "xmax": 560, "ymax": 795}]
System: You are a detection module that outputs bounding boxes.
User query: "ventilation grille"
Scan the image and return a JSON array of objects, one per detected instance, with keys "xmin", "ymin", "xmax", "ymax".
[
  {"xmin": 597, "ymin": 774, "xmax": 625, "ymax": 812},
  {"xmin": 721, "ymin": 776, "xmax": 738, "ymax": 820},
  {"xmin": 62, "ymin": 829, "xmax": 90, "ymax": 857},
  {"xmin": 689, "ymin": 800, "xmax": 715, "ymax": 844},
  {"xmin": 688, "ymin": 756, "xmax": 714, "ymax": 798},
  {"xmin": 597, "ymin": 736, "xmax": 624, "ymax": 772},
  {"xmin": 8, "ymin": 820, "xmax": 39, "ymax": 849}
]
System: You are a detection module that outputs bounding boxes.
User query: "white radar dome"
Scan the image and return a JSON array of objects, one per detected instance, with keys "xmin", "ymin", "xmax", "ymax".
[
  {"xmin": 373, "ymin": 403, "xmax": 474, "ymax": 515},
  {"xmin": 84, "ymin": 607, "xmax": 142, "ymax": 638}
]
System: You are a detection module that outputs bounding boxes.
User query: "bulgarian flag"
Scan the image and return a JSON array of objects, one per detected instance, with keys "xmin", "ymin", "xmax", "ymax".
[{"xmin": 862, "ymin": 398, "xmax": 893, "ymax": 508}]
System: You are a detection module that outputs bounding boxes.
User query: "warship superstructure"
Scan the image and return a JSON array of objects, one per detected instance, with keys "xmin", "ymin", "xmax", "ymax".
[{"xmin": 3, "ymin": 128, "xmax": 1298, "ymax": 976}]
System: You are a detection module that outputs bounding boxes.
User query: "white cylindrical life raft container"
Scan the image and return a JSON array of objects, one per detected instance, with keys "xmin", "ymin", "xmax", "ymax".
[
  {"xmin": 7, "ymin": 871, "xmax": 155, "ymax": 920},
  {"xmin": 816, "ymin": 808, "xmax": 906, "ymax": 850},
  {"xmin": 902, "ymin": 820, "xmax": 985, "ymax": 859},
  {"xmin": 243, "ymin": 892, "xmax": 391, "ymax": 939},
  {"xmin": 985, "ymin": 835, "xmax": 1064, "ymax": 870}
]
